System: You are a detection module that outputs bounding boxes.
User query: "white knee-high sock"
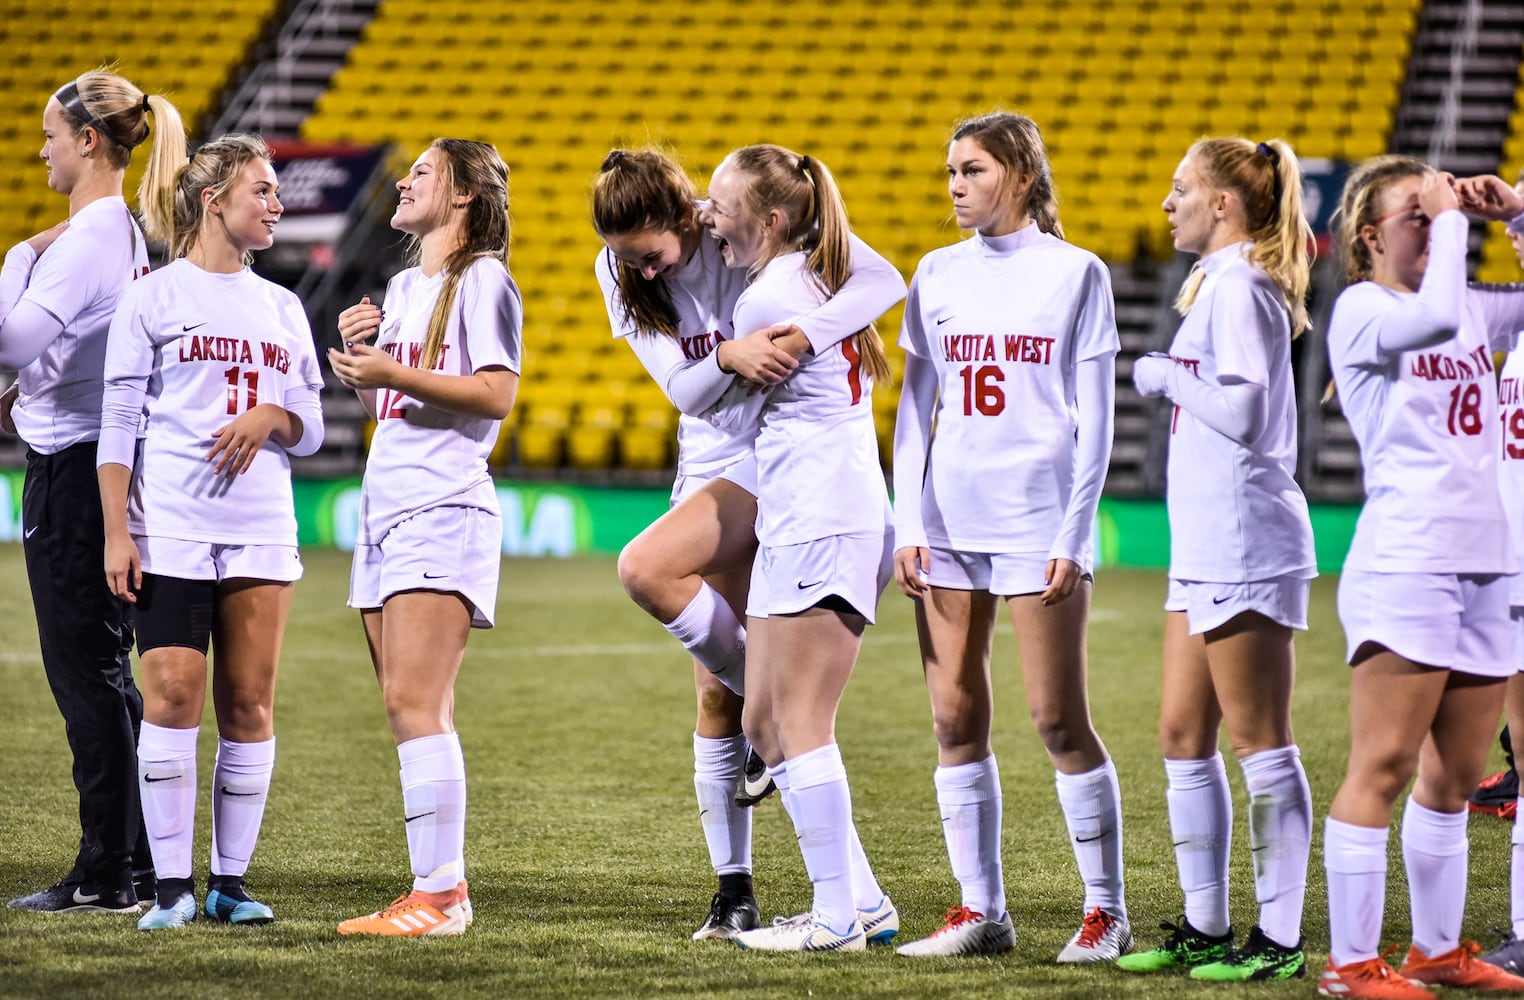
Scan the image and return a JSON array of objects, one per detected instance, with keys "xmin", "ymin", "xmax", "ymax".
[
  {"xmin": 694, "ymin": 733, "xmax": 751, "ymax": 876},
  {"xmin": 210, "ymin": 736, "xmax": 275, "ymax": 878},
  {"xmin": 846, "ymin": 820, "xmax": 885, "ymax": 912},
  {"xmin": 1402, "ymin": 797, "xmax": 1468, "ymax": 957},
  {"xmin": 1055, "ymin": 758, "xmax": 1127, "ymax": 921},
  {"xmin": 1164, "ymin": 754, "xmax": 1232, "ymax": 936},
  {"xmin": 138, "ymin": 722, "xmax": 200, "ymax": 882},
  {"xmin": 786, "ymin": 744, "xmax": 857, "ymax": 932},
  {"xmin": 666, "ymin": 583, "xmax": 746, "ymax": 697},
  {"xmin": 935, "ymin": 756, "xmax": 1005, "ymax": 921},
  {"xmin": 1324, "ymin": 817, "xmax": 1388, "ymax": 966},
  {"xmin": 398, "ymin": 733, "xmax": 466, "ymax": 894},
  {"xmin": 1239, "ymin": 745, "xmax": 1312, "ymax": 948},
  {"xmin": 1512, "ymin": 796, "xmax": 1524, "ymax": 939}
]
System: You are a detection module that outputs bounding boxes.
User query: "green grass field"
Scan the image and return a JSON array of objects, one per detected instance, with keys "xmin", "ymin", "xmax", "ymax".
[{"xmin": 0, "ymin": 544, "xmax": 1515, "ymax": 999}]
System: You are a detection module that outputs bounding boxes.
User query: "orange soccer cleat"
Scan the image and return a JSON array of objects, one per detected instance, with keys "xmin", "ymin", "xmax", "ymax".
[
  {"xmin": 337, "ymin": 881, "xmax": 472, "ymax": 937},
  {"xmin": 1399, "ymin": 940, "xmax": 1524, "ymax": 992},
  {"xmin": 1316, "ymin": 955, "xmax": 1431, "ymax": 999}
]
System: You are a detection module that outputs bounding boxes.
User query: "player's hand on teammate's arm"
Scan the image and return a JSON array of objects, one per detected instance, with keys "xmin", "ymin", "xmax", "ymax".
[
  {"xmin": 765, "ymin": 324, "xmax": 812, "ymax": 358},
  {"xmin": 337, "ymin": 295, "xmax": 383, "ymax": 345},
  {"xmin": 328, "ymin": 341, "xmax": 401, "ymax": 392},
  {"xmin": 206, "ymin": 403, "xmax": 296, "ymax": 477},
  {"xmin": 717, "ymin": 327, "xmax": 800, "ymax": 384},
  {"xmin": 25, "ymin": 221, "xmax": 68, "ymax": 257},
  {"xmin": 893, "ymin": 546, "xmax": 931, "ymax": 599},
  {"xmin": 1454, "ymin": 175, "xmax": 1524, "ymax": 221},
  {"xmin": 1041, "ymin": 558, "xmax": 1082, "ymax": 606},
  {"xmin": 0, "ymin": 383, "xmax": 17, "ymax": 435},
  {"xmin": 1131, "ymin": 353, "xmax": 1175, "ymax": 398},
  {"xmin": 103, "ymin": 529, "xmax": 141, "ymax": 603}
]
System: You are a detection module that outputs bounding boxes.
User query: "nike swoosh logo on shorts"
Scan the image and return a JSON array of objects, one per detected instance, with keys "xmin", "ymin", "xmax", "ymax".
[
  {"xmin": 423, "ymin": 572, "xmax": 448, "ymax": 580},
  {"xmin": 797, "ymin": 580, "xmax": 822, "ymax": 590},
  {"xmin": 1212, "ymin": 595, "xmax": 1231, "ymax": 605},
  {"xmin": 23, "ymin": 526, "xmax": 37, "ymax": 539}
]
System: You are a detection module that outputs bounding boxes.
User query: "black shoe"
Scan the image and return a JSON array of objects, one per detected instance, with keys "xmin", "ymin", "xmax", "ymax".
[
  {"xmin": 1469, "ymin": 768, "xmax": 1520, "ymax": 819},
  {"xmin": 132, "ymin": 868, "xmax": 156, "ymax": 906},
  {"xmin": 1483, "ymin": 930, "xmax": 1524, "ymax": 974},
  {"xmin": 691, "ymin": 891, "xmax": 760, "ymax": 940},
  {"xmin": 735, "ymin": 746, "xmax": 775, "ymax": 808},
  {"xmin": 8, "ymin": 876, "xmax": 141, "ymax": 914}
]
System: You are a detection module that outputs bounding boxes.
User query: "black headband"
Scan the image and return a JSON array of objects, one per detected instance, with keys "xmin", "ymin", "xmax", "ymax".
[{"xmin": 53, "ymin": 80, "xmax": 140, "ymax": 149}]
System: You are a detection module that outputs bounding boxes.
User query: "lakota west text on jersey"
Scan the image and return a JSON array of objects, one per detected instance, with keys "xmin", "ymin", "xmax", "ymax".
[
  {"xmin": 1409, "ymin": 343, "xmax": 1493, "ymax": 381},
  {"xmin": 177, "ymin": 336, "xmax": 293, "ymax": 374},
  {"xmin": 941, "ymin": 333, "xmax": 1056, "ymax": 365}
]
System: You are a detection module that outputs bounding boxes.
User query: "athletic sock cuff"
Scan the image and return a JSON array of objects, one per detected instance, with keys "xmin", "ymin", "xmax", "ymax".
[
  {"xmin": 140, "ymin": 721, "xmax": 199, "ymax": 760},
  {"xmin": 398, "ymin": 733, "xmax": 466, "ymax": 783},
  {"xmin": 933, "ymin": 756, "xmax": 999, "ymax": 804},
  {"xmin": 1324, "ymin": 817, "xmax": 1388, "ymax": 874},
  {"xmin": 787, "ymin": 743, "xmax": 846, "ymax": 790},
  {"xmin": 1163, "ymin": 753, "xmax": 1227, "ymax": 791},
  {"xmin": 1401, "ymin": 797, "xmax": 1467, "ymax": 853}
]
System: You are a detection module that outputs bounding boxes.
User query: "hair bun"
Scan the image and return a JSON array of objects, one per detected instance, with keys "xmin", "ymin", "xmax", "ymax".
[{"xmin": 601, "ymin": 149, "xmax": 627, "ymax": 172}]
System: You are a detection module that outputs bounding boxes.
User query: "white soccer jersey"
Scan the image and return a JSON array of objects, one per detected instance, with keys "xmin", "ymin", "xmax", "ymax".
[
  {"xmin": 359, "ymin": 257, "xmax": 523, "ymax": 544},
  {"xmin": 734, "ymin": 251, "xmax": 891, "ymax": 547},
  {"xmin": 595, "ymin": 236, "xmax": 749, "ymax": 483},
  {"xmin": 896, "ymin": 226, "xmax": 1118, "ymax": 556},
  {"xmin": 1330, "ymin": 212, "xmax": 1524, "ymax": 574},
  {"xmin": 596, "ymin": 232, "xmax": 908, "ymax": 488},
  {"xmin": 1490, "ymin": 291, "xmax": 1524, "ymax": 605},
  {"xmin": 5, "ymin": 196, "xmax": 149, "ymax": 453},
  {"xmin": 1161, "ymin": 243, "xmax": 1315, "ymax": 583},
  {"xmin": 99, "ymin": 258, "xmax": 323, "ymax": 546}
]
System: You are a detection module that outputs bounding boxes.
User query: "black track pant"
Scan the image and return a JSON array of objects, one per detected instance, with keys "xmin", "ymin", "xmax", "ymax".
[{"xmin": 22, "ymin": 441, "xmax": 147, "ymax": 885}]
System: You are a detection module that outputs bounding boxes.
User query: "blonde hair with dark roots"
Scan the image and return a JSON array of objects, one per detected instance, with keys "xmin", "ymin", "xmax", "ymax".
[
  {"xmin": 591, "ymin": 148, "xmax": 702, "ymax": 338},
  {"xmin": 160, "ymin": 133, "xmax": 272, "ymax": 263},
  {"xmin": 951, "ymin": 111, "xmax": 1064, "ymax": 240},
  {"xmin": 405, "ymin": 138, "xmax": 512, "ymax": 372},
  {"xmin": 1332, "ymin": 154, "xmax": 1433, "ymax": 286},
  {"xmin": 1179, "ymin": 137, "xmax": 1314, "ymax": 336},
  {"xmin": 56, "ymin": 69, "xmax": 187, "ymax": 244},
  {"xmin": 722, "ymin": 144, "xmax": 891, "ymax": 383}
]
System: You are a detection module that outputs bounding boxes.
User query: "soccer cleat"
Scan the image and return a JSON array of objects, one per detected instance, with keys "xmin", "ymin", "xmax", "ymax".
[
  {"xmin": 1469, "ymin": 768, "xmax": 1519, "ymax": 820},
  {"xmin": 137, "ymin": 891, "xmax": 197, "ymax": 931},
  {"xmin": 457, "ymin": 880, "xmax": 473, "ymax": 927},
  {"xmin": 204, "ymin": 888, "xmax": 275, "ymax": 925},
  {"xmin": 7, "ymin": 876, "xmax": 140, "ymax": 914},
  {"xmin": 1192, "ymin": 925, "xmax": 1306, "ymax": 981},
  {"xmin": 859, "ymin": 895, "xmax": 900, "ymax": 945},
  {"xmin": 1057, "ymin": 907, "xmax": 1133, "ymax": 963},
  {"xmin": 1317, "ymin": 956, "xmax": 1432, "ymax": 998},
  {"xmin": 895, "ymin": 906, "xmax": 1015, "ymax": 957},
  {"xmin": 1399, "ymin": 940, "xmax": 1524, "ymax": 991},
  {"xmin": 735, "ymin": 746, "xmax": 776, "ymax": 808},
  {"xmin": 1115, "ymin": 916, "xmax": 1232, "ymax": 972},
  {"xmin": 734, "ymin": 911, "xmax": 866, "ymax": 952},
  {"xmin": 692, "ymin": 891, "xmax": 760, "ymax": 940},
  {"xmin": 1481, "ymin": 930, "xmax": 1524, "ymax": 974},
  {"xmin": 337, "ymin": 885, "xmax": 471, "ymax": 937}
]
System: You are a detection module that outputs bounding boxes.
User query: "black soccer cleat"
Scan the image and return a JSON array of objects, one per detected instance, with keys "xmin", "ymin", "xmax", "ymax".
[
  {"xmin": 8, "ymin": 876, "xmax": 141, "ymax": 914},
  {"xmin": 692, "ymin": 891, "xmax": 761, "ymax": 940},
  {"xmin": 735, "ymin": 746, "xmax": 776, "ymax": 808},
  {"xmin": 1469, "ymin": 768, "xmax": 1520, "ymax": 820}
]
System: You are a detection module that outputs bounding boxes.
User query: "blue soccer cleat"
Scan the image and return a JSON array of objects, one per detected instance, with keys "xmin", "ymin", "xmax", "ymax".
[
  {"xmin": 137, "ymin": 891, "xmax": 197, "ymax": 931},
  {"xmin": 204, "ymin": 888, "xmax": 275, "ymax": 925}
]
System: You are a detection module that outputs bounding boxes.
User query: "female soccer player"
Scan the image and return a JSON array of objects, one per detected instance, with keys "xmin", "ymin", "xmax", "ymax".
[
  {"xmin": 1318, "ymin": 157, "xmax": 1524, "ymax": 997},
  {"xmin": 1120, "ymin": 138, "xmax": 1317, "ymax": 982},
  {"xmin": 1, "ymin": 70, "xmax": 184, "ymax": 916},
  {"xmin": 592, "ymin": 148, "xmax": 905, "ymax": 941},
  {"xmin": 329, "ymin": 138, "xmax": 521, "ymax": 937},
  {"xmin": 891, "ymin": 112, "xmax": 1128, "ymax": 962},
  {"xmin": 698, "ymin": 144, "xmax": 903, "ymax": 953},
  {"xmin": 99, "ymin": 133, "xmax": 324, "ymax": 930}
]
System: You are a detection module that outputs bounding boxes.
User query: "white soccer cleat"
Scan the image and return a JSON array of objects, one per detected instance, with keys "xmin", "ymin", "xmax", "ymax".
[
  {"xmin": 895, "ymin": 906, "xmax": 1015, "ymax": 957},
  {"xmin": 734, "ymin": 911, "xmax": 867, "ymax": 952},
  {"xmin": 858, "ymin": 894, "xmax": 900, "ymax": 945},
  {"xmin": 1056, "ymin": 906, "xmax": 1132, "ymax": 963}
]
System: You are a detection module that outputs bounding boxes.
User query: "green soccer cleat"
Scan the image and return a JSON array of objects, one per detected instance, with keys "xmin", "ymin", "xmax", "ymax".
[
  {"xmin": 1191, "ymin": 925, "xmax": 1306, "ymax": 981},
  {"xmin": 1115, "ymin": 916, "xmax": 1233, "ymax": 973}
]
